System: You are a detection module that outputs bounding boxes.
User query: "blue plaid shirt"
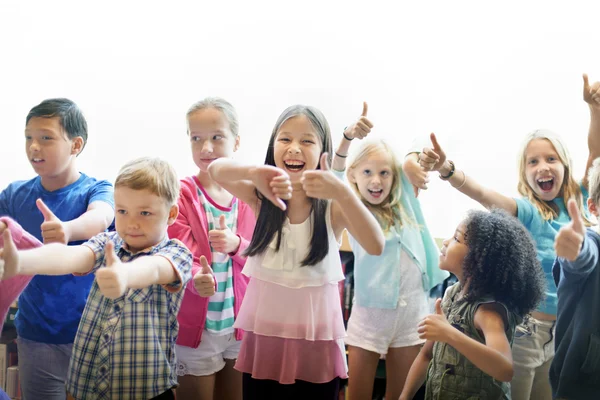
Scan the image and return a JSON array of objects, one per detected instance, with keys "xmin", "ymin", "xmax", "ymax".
[{"xmin": 66, "ymin": 232, "xmax": 192, "ymax": 400}]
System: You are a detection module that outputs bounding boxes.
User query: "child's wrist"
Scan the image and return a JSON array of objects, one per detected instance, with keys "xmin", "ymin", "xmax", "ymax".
[{"xmin": 439, "ymin": 160, "xmax": 453, "ymax": 177}]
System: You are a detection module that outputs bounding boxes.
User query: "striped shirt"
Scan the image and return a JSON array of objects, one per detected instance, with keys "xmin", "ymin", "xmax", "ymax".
[
  {"xmin": 199, "ymin": 187, "xmax": 237, "ymax": 335},
  {"xmin": 66, "ymin": 232, "xmax": 192, "ymax": 400}
]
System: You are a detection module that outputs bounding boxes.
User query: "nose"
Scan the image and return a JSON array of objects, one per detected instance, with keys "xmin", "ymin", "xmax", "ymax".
[
  {"xmin": 201, "ymin": 140, "xmax": 213, "ymax": 153},
  {"xmin": 29, "ymin": 140, "xmax": 40, "ymax": 152},
  {"xmin": 442, "ymin": 237, "xmax": 450, "ymax": 247},
  {"xmin": 287, "ymin": 145, "xmax": 300, "ymax": 154},
  {"xmin": 371, "ymin": 175, "xmax": 381, "ymax": 185}
]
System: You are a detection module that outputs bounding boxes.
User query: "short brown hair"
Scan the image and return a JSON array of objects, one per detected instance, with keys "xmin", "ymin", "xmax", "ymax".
[{"xmin": 115, "ymin": 157, "xmax": 180, "ymax": 206}]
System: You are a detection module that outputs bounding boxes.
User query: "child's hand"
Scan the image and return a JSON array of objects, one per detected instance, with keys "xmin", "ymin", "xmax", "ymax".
[
  {"xmin": 0, "ymin": 230, "xmax": 20, "ymax": 280},
  {"xmin": 403, "ymin": 153, "xmax": 430, "ymax": 197},
  {"xmin": 343, "ymin": 102, "xmax": 373, "ymax": 140},
  {"xmin": 583, "ymin": 73, "xmax": 600, "ymax": 109},
  {"xmin": 301, "ymin": 153, "xmax": 345, "ymax": 200},
  {"xmin": 554, "ymin": 199, "xmax": 586, "ymax": 261},
  {"xmin": 95, "ymin": 242, "xmax": 128, "ymax": 299},
  {"xmin": 193, "ymin": 256, "xmax": 216, "ymax": 297},
  {"xmin": 419, "ymin": 133, "xmax": 446, "ymax": 172},
  {"xmin": 208, "ymin": 215, "xmax": 241, "ymax": 254},
  {"xmin": 418, "ymin": 299, "xmax": 453, "ymax": 342},
  {"xmin": 251, "ymin": 165, "xmax": 292, "ymax": 211},
  {"xmin": 37, "ymin": 199, "xmax": 71, "ymax": 244}
]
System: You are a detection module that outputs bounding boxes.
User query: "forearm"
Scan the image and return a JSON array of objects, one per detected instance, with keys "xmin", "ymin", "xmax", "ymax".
[
  {"xmin": 584, "ymin": 107, "xmax": 600, "ymax": 187},
  {"xmin": 332, "ymin": 136, "xmax": 352, "ymax": 172},
  {"xmin": 560, "ymin": 233, "xmax": 598, "ymax": 275},
  {"xmin": 446, "ymin": 328, "xmax": 513, "ymax": 382},
  {"xmin": 125, "ymin": 255, "xmax": 178, "ymax": 289},
  {"xmin": 335, "ymin": 186, "xmax": 384, "ymax": 255},
  {"xmin": 400, "ymin": 347, "xmax": 431, "ymax": 400},
  {"xmin": 65, "ymin": 205, "xmax": 113, "ymax": 242},
  {"xmin": 18, "ymin": 244, "xmax": 92, "ymax": 275},
  {"xmin": 208, "ymin": 158, "xmax": 254, "ymax": 183}
]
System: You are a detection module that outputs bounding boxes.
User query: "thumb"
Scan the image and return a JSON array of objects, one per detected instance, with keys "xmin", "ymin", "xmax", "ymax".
[
  {"xmin": 320, "ymin": 153, "xmax": 330, "ymax": 171},
  {"xmin": 36, "ymin": 199, "xmax": 57, "ymax": 221},
  {"xmin": 435, "ymin": 298, "xmax": 443, "ymax": 315},
  {"xmin": 361, "ymin": 101, "xmax": 368, "ymax": 117},
  {"xmin": 567, "ymin": 199, "xmax": 584, "ymax": 233},
  {"xmin": 2, "ymin": 229, "xmax": 16, "ymax": 255},
  {"xmin": 583, "ymin": 73, "xmax": 590, "ymax": 92},
  {"xmin": 412, "ymin": 185, "xmax": 420, "ymax": 198},
  {"xmin": 200, "ymin": 255, "xmax": 213, "ymax": 275},
  {"xmin": 430, "ymin": 133, "xmax": 442, "ymax": 153},
  {"xmin": 104, "ymin": 241, "xmax": 118, "ymax": 266},
  {"xmin": 219, "ymin": 214, "xmax": 227, "ymax": 230}
]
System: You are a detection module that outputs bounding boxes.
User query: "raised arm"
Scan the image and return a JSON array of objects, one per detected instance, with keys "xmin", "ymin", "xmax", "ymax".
[
  {"xmin": 419, "ymin": 133, "xmax": 517, "ymax": 215},
  {"xmin": 0, "ymin": 230, "xmax": 94, "ymax": 279},
  {"xmin": 302, "ymin": 154, "xmax": 384, "ymax": 255},
  {"xmin": 582, "ymin": 74, "xmax": 600, "ymax": 189},
  {"xmin": 208, "ymin": 159, "xmax": 292, "ymax": 213},
  {"xmin": 331, "ymin": 102, "xmax": 372, "ymax": 172}
]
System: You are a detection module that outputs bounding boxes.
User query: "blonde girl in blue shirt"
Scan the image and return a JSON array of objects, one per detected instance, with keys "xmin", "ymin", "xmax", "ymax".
[
  {"xmin": 408, "ymin": 74, "xmax": 600, "ymax": 400},
  {"xmin": 332, "ymin": 103, "xmax": 448, "ymax": 400}
]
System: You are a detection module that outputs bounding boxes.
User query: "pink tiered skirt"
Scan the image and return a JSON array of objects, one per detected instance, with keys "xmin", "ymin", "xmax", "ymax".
[{"xmin": 234, "ymin": 278, "xmax": 348, "ymax": 384}]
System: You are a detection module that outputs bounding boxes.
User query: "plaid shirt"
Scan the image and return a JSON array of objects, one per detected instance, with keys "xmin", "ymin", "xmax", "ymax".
[{"xmin": 66, "ymin": 232, "xmax": 192, "ymax": 400}]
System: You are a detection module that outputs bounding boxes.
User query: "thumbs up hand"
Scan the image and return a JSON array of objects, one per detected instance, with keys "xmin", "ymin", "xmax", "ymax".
[
  {"xmin": 419, "ymin": 133, "xmax": 447, "ymax": 172},
  {"xmin": 95, "ymin": 241, "xmax": 128, "ymax": 299},
  {"xmin": 583, "ymin": 73, "xmax": 600, "ymax": 109},
  {"xmin": 0, "ymin": 230, "xmax": 20, "ymax": 280},
  {"xmin": 37, "ymin": 199, "xmax": 71, "ymax": 244},
  {"xmin": 417, "ymin": 298, "xmax": 452, "ymax": 342},
  {"xmin": 343, "ymin": 102, "xmax": 373, "ymax": 140},
  {"xmin": 301, "ymin": 153, "xmax": 345, "ymax": 200},
  {"xmin": 193, "ymin": 256, "xmax": 216, "ymax": 297},
  {"xmin": 208, "ymin": 214, "xmax": 241, "ymax": 254},
  {"xmin": 554, "ymin": 199, "xmax": 586, "ymax": 261}
]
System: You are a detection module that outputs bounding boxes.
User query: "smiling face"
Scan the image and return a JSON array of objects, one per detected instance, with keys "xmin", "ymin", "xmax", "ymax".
[
  {"xmin": 272, "ymin": 115, "xmax": 322, "ymax": 182},
  {"xmin": 349, "ymin": 150, "xmax": 394, "ymax": 205},
  {"xmin": 523, "ymin": 138, "xmax": 565, "ymax": 201},
  {"xmin": 188, "ymin": 107, "xmax": 239, "ymax": 172}
]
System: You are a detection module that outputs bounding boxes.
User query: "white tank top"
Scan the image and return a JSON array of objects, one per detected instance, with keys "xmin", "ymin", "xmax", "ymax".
[{"xmin": 242, "ymin": 202, "xmax": 344, "ymax": 288}]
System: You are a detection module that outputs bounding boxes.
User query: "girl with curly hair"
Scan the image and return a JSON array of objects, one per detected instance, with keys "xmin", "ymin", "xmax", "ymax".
[{"xmin": 400, "ymin": 209, "xmax": 545, "ymax": 400}]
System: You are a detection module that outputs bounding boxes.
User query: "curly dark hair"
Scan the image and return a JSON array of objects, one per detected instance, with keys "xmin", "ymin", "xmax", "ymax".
[{"xmin": 462, "ymin": 208, "xmax": 546, "ymax": 318}]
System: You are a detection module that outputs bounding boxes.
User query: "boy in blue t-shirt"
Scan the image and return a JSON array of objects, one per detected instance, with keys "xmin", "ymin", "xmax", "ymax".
[{"xmin": 0, "ymin": 98, "xmax": 114, "ymax": 400}]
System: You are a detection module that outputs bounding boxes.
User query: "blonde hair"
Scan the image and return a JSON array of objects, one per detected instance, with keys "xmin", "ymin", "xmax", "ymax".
[
  {"xmin": 347, "ymin": 140, "xmax": 413, "ymax": 231},
  {"xmin": 115, "ymin": 157, "xmax": 180, "ymax": 206},
  {"xmin": 517, "ymin": 129, "xmax": 592, "ymax": 225},
  {"xmin": 588, "ymin": 157, "xmax": 600, "ymax": 207},
  {"xmin": 186, "ymin": 97, "xmax": 239, "ymax": 137}
]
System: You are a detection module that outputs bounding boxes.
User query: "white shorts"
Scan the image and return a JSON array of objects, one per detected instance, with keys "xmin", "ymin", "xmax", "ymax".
[
  {"xmin": 345, "ymin": 294, "xmax": 428, "ymax": 355},
  {"xmin": 175, "ymin": 331, "xmax": 242, "ymax": 376}
]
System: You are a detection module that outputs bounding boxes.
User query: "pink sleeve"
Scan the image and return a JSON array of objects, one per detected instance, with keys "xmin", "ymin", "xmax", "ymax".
[
  {"xmin": 228, "ymin": 201, "xmax": 256, "ymax": 266},
  {"xmin": 0, "ymin": 217, "xmax": 43, "ymax": 331}
]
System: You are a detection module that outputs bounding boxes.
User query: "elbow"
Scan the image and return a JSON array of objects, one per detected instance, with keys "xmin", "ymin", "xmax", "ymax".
[
  {"xmin": 366, "ymin": 234, "xmax": 385, "ymax": 256},
  {"xmin": 496, "ymin": 364, "xmax": 514, "ymax": 383}
]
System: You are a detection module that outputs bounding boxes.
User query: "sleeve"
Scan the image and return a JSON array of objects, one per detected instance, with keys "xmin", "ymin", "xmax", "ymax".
[
  {"xmin": 228, "ymin": 202, "xmax": 255, "ymax": 266},
  {"xmin": 0, "ymin": 217, "xmax": 42, "ymax": 250},
  {"xmin": 333, "ymin": 169, "xmax": 346, "ymax": 180},
  {"xmin": 87, "ymin": 179, "xmax": 115, "ymax": 209},
  {"xmin": 0, "ymin": 184, "xmax": 13, "ymax": 217},
  {"xmin": 157, "ymin": 240, "xmax": 193, "ymax": 293},
  {"xmin": 556, "ymin": 229, "xmax": 599, "ymax": 282},
  {"xmin": 80, "ymin": 232, "xmax": 111, "ymax": 274},
  {"xmin": 514, "ymin": 197, "xmax": 535, "ymax": 227}
]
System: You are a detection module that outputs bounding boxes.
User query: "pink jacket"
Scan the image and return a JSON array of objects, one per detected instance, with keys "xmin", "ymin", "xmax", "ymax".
[
  {"xmin": 0, "ymin": 217, "xmax": 42, "ymax": 332},
  {"xmin": 168, "ymin": 176, "xmax": 256, "ymax": 347}
]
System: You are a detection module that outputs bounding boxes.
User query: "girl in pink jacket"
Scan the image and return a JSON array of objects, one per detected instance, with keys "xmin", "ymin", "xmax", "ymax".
[{"xmin": 167, "ymin": 97, "xmax": 255, "ymax": 400}]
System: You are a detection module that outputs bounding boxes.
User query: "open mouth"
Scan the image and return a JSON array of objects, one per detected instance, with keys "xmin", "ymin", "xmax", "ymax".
[
  {"xmin": 368, "ymin": 188, "xmax": 383, "ymax": 198},
  {"xmin": 537, "ymin": 177, "xmax": 554, "ymax": 192},
  {"xmin": 284, "ymin": 160, "xmax": 305, "ymax": 172},
  {"xmin": 31, "ymin": 158, "xmax": 45, "ymax": 164}
]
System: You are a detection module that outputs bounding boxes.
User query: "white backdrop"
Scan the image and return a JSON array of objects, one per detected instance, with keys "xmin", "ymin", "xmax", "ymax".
[{"xmin": 1, "ymin": 0, "xmax": 599, "ymax": 239}]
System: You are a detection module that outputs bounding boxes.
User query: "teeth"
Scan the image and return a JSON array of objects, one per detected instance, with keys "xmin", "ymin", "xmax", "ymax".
[
  {"xmin": 538, "ymin": 177, "xmax": 553, "ymax": 183},
  {"xmin": 33, "ymin": 159, "xmax": 43, "ymax": 162},
  {"xmin": 285, "ymin": 161, "xmax": 304, "ymax": 166}
]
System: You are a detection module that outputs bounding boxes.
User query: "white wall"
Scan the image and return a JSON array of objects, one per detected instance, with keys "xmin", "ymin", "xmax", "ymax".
[{"xmin": 1, "ymin": 0, "xmax": 599, "ymax": 239}]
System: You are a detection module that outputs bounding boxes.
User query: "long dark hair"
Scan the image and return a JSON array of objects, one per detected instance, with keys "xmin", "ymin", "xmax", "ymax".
[{"xmin": 244, "ymin": 105, "xmax": 333, "ymax": 266}]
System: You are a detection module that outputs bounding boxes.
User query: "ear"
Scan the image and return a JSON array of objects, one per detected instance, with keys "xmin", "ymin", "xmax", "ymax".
[
  {"xmin": 71, "ymin": 136, "xmax": 84, "ymax": 156},
  {"xmin": 167, "ymin": 204, "xmax": 179, "ymax": 225},
  {"xmin": 347, "ymin": 167, "xmax": 357, "ymax": 184},
  {"xmin": 588, "ymin": 197, "xmax": 598, "ymax": 217},
  {"xmin": 233, "ymin": 135, "xmax": 240, "ymax": 152}
]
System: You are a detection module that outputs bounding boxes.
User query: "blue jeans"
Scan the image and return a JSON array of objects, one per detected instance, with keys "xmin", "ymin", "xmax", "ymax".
[{"xmin": 17, "ymin": 337, "xmax": 73, "ymax": 400}]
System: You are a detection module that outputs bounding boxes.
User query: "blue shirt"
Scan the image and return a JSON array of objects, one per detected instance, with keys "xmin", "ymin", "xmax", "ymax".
[
  {"xmin": 515, "ymin": 187, "xmax": 588, "ymax": 315},
  {"xmin": 0, "ymin": 174, "xmax": 114, "ymax": 344},
  {"xmin": 551, "ymin": 229, "xmax": 600, "ymax": 399}
]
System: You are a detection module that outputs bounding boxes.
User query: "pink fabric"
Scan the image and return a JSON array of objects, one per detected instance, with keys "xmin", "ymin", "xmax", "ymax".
[
  {"xmin": 234, "ymin": 278, "xmax": 346, "ymax": 340},
  {"xmin": 0, "ymin": 217, "xmax": 42, "ymax": 332},
  {"xmin": 235, "ymin": 331, "xmax": 348, "ymax": 384},
  {"xmin": 167, "ymin": 176, "xmax": 256, "ymax": 347}
]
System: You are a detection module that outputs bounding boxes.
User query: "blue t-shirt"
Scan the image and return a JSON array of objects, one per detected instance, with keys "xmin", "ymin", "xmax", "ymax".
[
  {"xmin": 0, "ymin": 173, "xmax": 114, "ymax": 344},
  {"xmin": 515, "ymin": 187, "xmax": 588, "ymax": 315}
]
